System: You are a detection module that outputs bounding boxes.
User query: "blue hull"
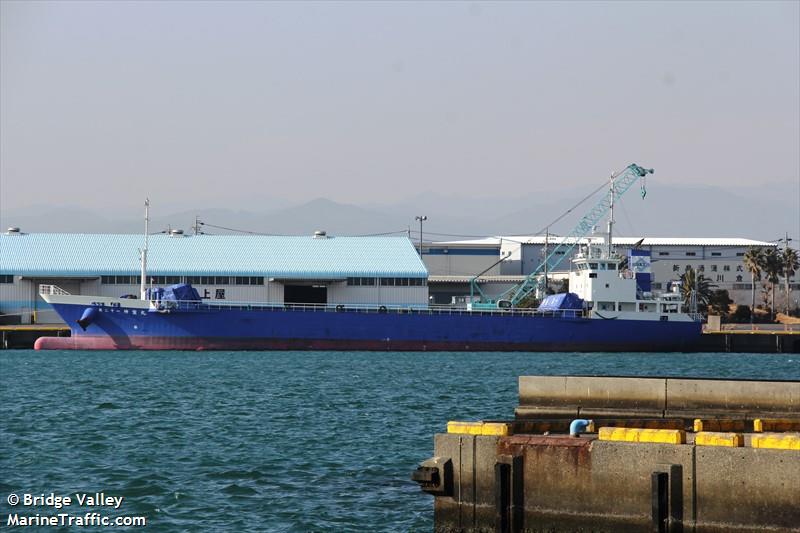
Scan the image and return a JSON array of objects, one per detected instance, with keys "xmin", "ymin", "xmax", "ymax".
[{"xmin": 36, "ymin": 302, "xmax": 702, "ymax": 351}]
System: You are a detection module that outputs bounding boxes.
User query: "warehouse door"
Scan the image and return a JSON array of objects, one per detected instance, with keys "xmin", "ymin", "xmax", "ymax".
[{"xmin": 284, "ymin": 285, "xmax": 327, "ymax": 305}]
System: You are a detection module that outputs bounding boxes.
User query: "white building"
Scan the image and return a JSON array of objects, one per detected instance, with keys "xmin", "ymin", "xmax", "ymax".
[{"xmin": 423, "ymin": 236, "xmax": 795, "ymax": 308}]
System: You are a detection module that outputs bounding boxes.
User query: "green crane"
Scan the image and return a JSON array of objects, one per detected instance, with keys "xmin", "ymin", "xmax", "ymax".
[{"xmin": 470, "ymin": 163, "xmax": 653, "ymax": 310}]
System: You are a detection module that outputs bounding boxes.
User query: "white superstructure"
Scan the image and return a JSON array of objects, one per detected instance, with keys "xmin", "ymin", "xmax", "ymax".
[{"xmin": 569, "ymin": 241, "xmax": 692, "ymax": 322}]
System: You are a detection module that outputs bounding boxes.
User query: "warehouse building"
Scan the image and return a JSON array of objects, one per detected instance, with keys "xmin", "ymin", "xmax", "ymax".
[
  {"xmin": 0, "ymin": 231, "xmax": 428, "ymax": 324},
  {"xmin": 419, "ymin": 238, "xmax": 520, "ymax": 305},
  {"xmin": 422, "ymin": 236, "xmax": 792, "ymax": 307}
]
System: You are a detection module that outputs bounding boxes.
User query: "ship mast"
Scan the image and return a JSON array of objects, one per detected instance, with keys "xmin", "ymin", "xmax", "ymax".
[
  {"xmin": 606, "ymin": 173, "xmax": 615, "ymax": 258},
  {"xmin": 140, "ymin": 199, "xmax": 149, "ymax": 300}
]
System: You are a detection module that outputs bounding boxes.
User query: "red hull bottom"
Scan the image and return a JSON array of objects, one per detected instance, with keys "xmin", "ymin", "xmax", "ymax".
[{"xmin": 34, "ymin": 335, "xmax": 690, "ymax": 352}]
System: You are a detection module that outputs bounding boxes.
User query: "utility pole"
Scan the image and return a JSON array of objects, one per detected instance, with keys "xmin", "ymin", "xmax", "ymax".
[
  {"xmin": 779, "ymin": 232, "xmax": 793, "ymax": 314},
  {"xmin": 415, "ymin": 215, "xmax": 427, "ymax": 255},
  {"xmin": 543, "ymin": 228, "xmax": 549, "ymax": 293}
]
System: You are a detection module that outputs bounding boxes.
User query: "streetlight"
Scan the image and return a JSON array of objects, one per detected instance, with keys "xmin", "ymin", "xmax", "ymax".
[
  {"xmin": 415, "ymin": 215, "xmax": 427, "ymax": 255},
  {"xmin": 777, "ymin": 232, "xmax": 794, "ymax": 315}
]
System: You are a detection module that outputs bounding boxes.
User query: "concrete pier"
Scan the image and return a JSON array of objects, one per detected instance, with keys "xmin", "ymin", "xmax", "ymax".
[
  {"xmin": 694, "ymin": 330, "xmax": 800, "ymax": 353},
  {"xmin": 414, "ymin": 376, "xmax": 800, "ymax": 532},
  {"xmin": 0, "ymin": 325, "xmax": 70, "ymax": 349}
]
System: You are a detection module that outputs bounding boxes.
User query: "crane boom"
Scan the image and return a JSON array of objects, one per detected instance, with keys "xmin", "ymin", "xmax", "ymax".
[{"xmin": 471, "ymin": 163, "xmax": 653, "ymax": 309}]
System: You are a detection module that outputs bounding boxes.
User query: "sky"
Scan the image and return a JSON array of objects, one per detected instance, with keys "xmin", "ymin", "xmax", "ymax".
[{"xmin": 1, "ymin": 1, "xmax": 799, "ymax": 223}]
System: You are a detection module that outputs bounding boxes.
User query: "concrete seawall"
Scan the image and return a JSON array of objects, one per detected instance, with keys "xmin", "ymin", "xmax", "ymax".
[{"xmin": 517, "ymin": 375, "xmax": 800, "ymax": 419}]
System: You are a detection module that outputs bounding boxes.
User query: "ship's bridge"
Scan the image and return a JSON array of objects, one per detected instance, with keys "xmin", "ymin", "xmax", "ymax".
[{"xmin": 569, "ymin": 244, "xmax": 683, "ymax": 317}]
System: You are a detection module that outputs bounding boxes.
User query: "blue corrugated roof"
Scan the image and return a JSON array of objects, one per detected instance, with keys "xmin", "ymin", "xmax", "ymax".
[{"xmin": 0, "ymin": 234, "xmax": 428, "ymax": 278}]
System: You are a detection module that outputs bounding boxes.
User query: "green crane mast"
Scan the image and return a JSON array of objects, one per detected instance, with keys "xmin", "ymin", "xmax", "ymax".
[{"xmin": 470, "ymin": 163, "xmax": 653, "ymax": 310}]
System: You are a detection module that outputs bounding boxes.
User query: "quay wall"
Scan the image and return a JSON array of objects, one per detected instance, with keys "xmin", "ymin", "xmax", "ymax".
[
  {"xmin": 430, "ymin": 433, "xmax": 800, "ymax": 532},
  {"xmin": 420, "ymin": 376, "xmax": 800, "ymax": 532}
]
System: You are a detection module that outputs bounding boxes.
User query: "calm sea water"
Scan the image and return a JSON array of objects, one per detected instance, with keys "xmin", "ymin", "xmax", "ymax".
[{"xmin": 1, "ymin": 350, "xmax": 798, "ymax": 532}]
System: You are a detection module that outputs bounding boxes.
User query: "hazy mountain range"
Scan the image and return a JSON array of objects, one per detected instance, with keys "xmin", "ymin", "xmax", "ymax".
[{"xmin": 2, "ymin": 181, "xmax": 797, "ymax": 242}]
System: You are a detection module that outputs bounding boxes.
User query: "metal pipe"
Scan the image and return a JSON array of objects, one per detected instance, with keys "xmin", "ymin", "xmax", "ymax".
[{"xmin": 569, "ymin": 419, "xmax": 593, "ymax": 437}]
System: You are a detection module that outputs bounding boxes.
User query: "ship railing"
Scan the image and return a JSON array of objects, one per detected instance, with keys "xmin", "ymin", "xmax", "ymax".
[
  {"xmin": 154, "ymin": 299, "xmax": 585, "ymax": 318},
  {"xmin": 39, "ymin": 284, "xmax": 71, "ymax": 296}
]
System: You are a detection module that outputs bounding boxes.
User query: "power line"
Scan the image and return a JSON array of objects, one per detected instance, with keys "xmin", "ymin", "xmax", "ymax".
[
  {"xmin": 190, "ymin": 177, "xmax": 617, "ymax": 241},
  {"xmin": 198, "ymin": 222, "xmax": 282, "ymax": 236}
]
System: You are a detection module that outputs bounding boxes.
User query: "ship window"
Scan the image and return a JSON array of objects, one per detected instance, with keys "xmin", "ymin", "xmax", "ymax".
[
  {"xmin": 599, "ymin": 263, "xmax": 607, "ymax": 270},
  {"xmin": 589, "ymin": 263, "xmax": 598, "ymax": 270},
  {"xmin": 686, "ymin": 252, "xmax": 696, "ymax": 256},
  {"xmin": 608, "ymin": 263, "xmax": 617, "ymax": 270},
  {"xmin": 0, "ymin": 275, "xmax": 14, "ymax": 283},
  {"xmin": 215, "ymin": 276, "xmax": 230, "ymax": 285},
  {"xmin": 589, "ymin": 273, "xmax": 597, "ymax": 278},
  {"xmin": 711, "ymin": 252, "xmax": 721, "ymax": 256},
  {"xmin": 658, "ymin": 252, "xmax": 669, "ymax": 256},
  {"xmin": 736, "ymin": 252, "xmax": 744, "ymax": 257}
]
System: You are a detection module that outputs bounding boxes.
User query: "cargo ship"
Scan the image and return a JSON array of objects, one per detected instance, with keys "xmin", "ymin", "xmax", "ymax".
[
  {"xmin": 33, "ymin": 164, "xmax": 702, "ymax": 351},
  {"xmin": 35, "ymin": 250, "xmax": 699, "ymax": 351}
]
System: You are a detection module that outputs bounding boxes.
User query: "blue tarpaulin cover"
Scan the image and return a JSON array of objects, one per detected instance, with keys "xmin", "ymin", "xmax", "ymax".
[
  {"xmin": 161, "ymin": 283, "xmax": 201, "ymax": 302},
  {"xmin": 537, "ymin": 292, "xmax": 584, "ymax": 312}
]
